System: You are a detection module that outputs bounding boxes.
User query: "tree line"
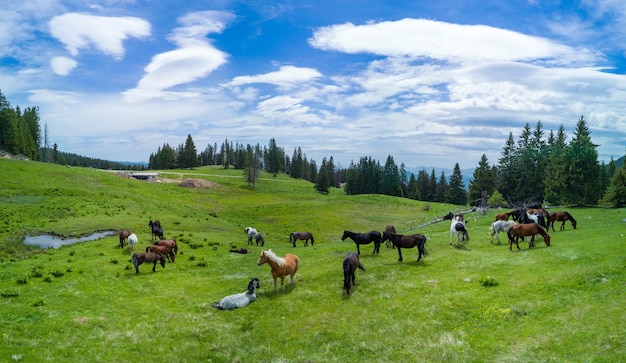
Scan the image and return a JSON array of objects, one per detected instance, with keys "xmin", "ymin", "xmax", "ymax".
[
  {"xmin": 0, "ymin": 91, "xmax": 145, "ymax": 170},
  {"xmin": 148, "ymin": 117, "xmax": 624, "ymax": 207}
]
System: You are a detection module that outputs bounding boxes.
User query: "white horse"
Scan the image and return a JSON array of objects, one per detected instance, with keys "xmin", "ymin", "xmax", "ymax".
[
  {"xmin": 490, "ymin": 220, "xmax": 516, "ymax": 244},
  {"xmin": 128, "ymin": 233, "xmax": 138, "ymax": 253},
  {"xmin": 211, "ymin": 278, "xmax": 260, "ymax": 310},
  {"xmin": 449, "ymin": 214, "xmax": 469, "ymax": 248},
  {"xmin": 244, "ymin": 227, "xmax": 265, "ymax": 246}
]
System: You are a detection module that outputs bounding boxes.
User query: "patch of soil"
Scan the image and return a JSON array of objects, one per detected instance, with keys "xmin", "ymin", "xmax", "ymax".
[{"xmin": 178, "ymin": 178, "xmax": 218, "ymax": 188}]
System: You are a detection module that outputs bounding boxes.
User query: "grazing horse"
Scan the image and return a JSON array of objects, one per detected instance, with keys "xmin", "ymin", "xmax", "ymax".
[
  {"xmin": 154, "ymin": 239, "xmax": 178, "ymax": 254},
  {"xmin": 131, "ymin": 252, "xmax": 165, "ymax": 273},
  {"xmin": 342, "ymin": 253, "xmax": 365, "ymax": 295},
  {"xmin": 449, "ymin": 214, "xmax": 469, "ymax": 248},
  {"xmin": 507, "ymin": 223, "xmax": 551, "ymax": 251},
  {"xmin": 527, "ymin": 207, "xmax": 550, "ymax": 220},
  {"xmin": 257, "ymin": 249, "xmax": 300, "ymax": 293},
  {"xmin": 149, "ymin": 220, "xmax": 164, "ymax": 240},
  {"xmin": 127, "ymin": 233, "xmax": 138, "ymax": 253},
  {"xmin": 289, "ymin": 232, "xmax": 314, "ymax": 247},
  {"xmin": 212, "ymin": 278, "xmax": 260, "ymax": 310},
  {"xmin": 384, "ymin": 225, "xmax": 396, "ymax": 248},
  {"xmin": 494, "ymin": 212, "xmax": 512, "ymax": 221},
  {"xmin": 119, "ymin": 229, "xmax": 130, "ymax": 248},
  {"xmin": 490, "ymin": 220, "xmax": 516, "ymax": 244},
  {"xmin": 549, "ymin": 212, "xmax": 577, "ymax": 231},
  {"xmin": 341, "ymin": 230, "xmax": 382, "ymax": 255},
  {"xmin": 381, "ymin": 232, "xmax": 428, "ymax": 262},
  {"xmin": 146, "ymin": 245, "xmax": 175, "ymax": 262},
  {"xmin": 244, "ymin": 227, "xmax": 265, "ymax": 246}
]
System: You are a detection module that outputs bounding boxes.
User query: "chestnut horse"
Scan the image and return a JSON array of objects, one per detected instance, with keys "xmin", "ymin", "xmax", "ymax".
[
  {"xmin": 119, "ymin": 229, "xmax": 130, "ymax": 248},
  {"xmin": 342, "ymin": 252, "xmax": 365, "ymax": 295},
  {"xmin": 146, "ymin": 245, "xmax": 175, "ymax": 262},
  {"xmin": 549, "ymin": 212, "xmax": 577, "ymax": 231},
  {"xmin": 381, "ymin": 232, "xmax": 428, "ymax": 262},
  {"xmin": 507, "ymin": 223, "xmax": 551, "ymax": 251},
  {"xmin": 341, "ymin": 230, "xmax": 382, "ymax": 255},
  {"xmin": 154, "ymin": 239, "xmax": 178, "ymax": 254},
  {"xmin": 257, "ymin": 249, "xmax": 300, "ymax": 292},
  {"xmin": 290, "ymin": 231, "xmax": 314, "ymax": 247},
  {"xmin": 494, "ymin": 212, "xmax": 512, "ymax": 221},
  {"xmin": 131, "ymin": 252, "xmax": 165, "ymax": 273}
]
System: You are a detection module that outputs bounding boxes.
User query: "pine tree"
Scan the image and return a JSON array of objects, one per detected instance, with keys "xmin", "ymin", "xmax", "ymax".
[
  {"xmin": 469, "ymin": 154, "xmax": 496, "ymax": 206},
  {"xmin": 562, "ymin": 116, "xmax": 601, "ymax": 205},
  {"xmin": 543, "ymin": 125, "xmax": 567, "ymax": 205},
  {"xmin": 315, "ymin": 157, "xmax": 330, "ymax": 193},
  {"xmin": 601, "ymin": 158, "xmax": 626, "ymax": 207},
  {"xmin": 446, "ymin": 163, "xmax": 467, "ymax": 205}
]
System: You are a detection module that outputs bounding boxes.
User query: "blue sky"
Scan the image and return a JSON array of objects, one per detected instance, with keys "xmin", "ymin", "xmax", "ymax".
[{"xmin": 1, "ymin": 0, "xmax": 625, "ymax": 169}]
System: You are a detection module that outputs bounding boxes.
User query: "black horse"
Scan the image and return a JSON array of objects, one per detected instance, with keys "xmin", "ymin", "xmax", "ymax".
[
  {"xmin": 381, "ymin": 232, "xmax": 428, "ymax": 262},
  {"xmin": 149, "ymin": 220, "xmax": 164, "ymax": 240},
  {"xmin": 131, "ymin": 252, "xmax": 165, "ymax": 273},
  {"xmin": 343, "ymin": 252, "xmax": 365, "ymax": 295},
  {"xmin": 341, "ymin": 230, "xmax": 382, "ymax": 255}
]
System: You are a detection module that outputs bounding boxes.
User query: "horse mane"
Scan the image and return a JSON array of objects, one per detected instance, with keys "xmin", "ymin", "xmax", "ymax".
[{"xmin": 263, "ymin": 249, "xmax": 285, "ymax": 267}]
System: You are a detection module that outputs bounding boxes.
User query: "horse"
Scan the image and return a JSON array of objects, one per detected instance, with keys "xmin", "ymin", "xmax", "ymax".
[
  {"xmin": 526, "ymin": 212, "xmax": 548, "ymax": 229},
  {"xmin": 384, "ymin": 225, "xmax": 396, "ymax": 248},
  {"xmin": 244, "ymin": 227, "xmax": 265, "ymax": 246},
  {"xmin": 507, "ymin": 222, "xmax": 551, "ymax": 251},
  {"xmin": 341, "ymin": 230, "xmax": 382, "ymax": 255},
  {"xmin": 119, "ymin": 229, "xmax": 130, "ymax": 248},
  {"xmin": 289, "ymin": 232, "xmax": 314, "ymax": 247},
  {"xmin": 549, "ymin": 212, "xmax": 577, "ymax": 231},
  {"xmin": 527, "ymin": 207, "xmax": 550, "ymax": 220},
  {"xmin": 127, "ymin": 233, "xmax": 138, "ymax": 253},
  {"xmin": 381, "ymin": 232, "xmax": 428, "ymax": 262},
  {"xmin": 149, "ymin": 220, "xmax": 164, "ymax": 240},
  {"xmin": 146, "ymin": 245, "xmax": 175, "ymax": 262},
  {"xmin": 490, "ymin": 220, "xmax": 516, "ymax": 244},
  {"xmin": 131, "ymin": 252, "xmax": 165, "ymax": 273},
  {"xmin": 211, "ymin": 278, "xmax": 260, "ymax": 310},
  {"xmin": 342, "ymin": 252, "xmax": 365, "ymax": 295},
  {"xmin": 257, "ymin": 249, "xmax": 300, "ymax": 293},
  {"xmin": 494, "ymin": 212, "xmax": 512, "ymax": 221},
  {"xmin": 154, "ymin": 239, "xmax": 178, "ymax": 254},
  {"xmin": 449, "ymin": 214, "xmax": 469, "ymax": 248}
]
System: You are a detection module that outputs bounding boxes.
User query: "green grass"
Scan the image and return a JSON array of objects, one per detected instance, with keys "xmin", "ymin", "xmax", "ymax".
[{"xmin": 0, "ymin": 158, "xmax": 624, "ymax": 362}]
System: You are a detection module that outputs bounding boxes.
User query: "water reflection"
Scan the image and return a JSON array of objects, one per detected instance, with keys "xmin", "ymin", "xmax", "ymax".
[{"xmin": 24, "ymin": 231, "xmax": 116, "ymax": 249}]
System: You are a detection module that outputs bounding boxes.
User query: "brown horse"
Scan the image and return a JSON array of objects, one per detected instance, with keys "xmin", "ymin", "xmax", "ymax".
[
  {"xmin": 146, "ymin": 245, "xmax": 175, "ymax": 262},
  {"xmin": 342, "ymin": 252, "xmax": 365, "ymax": 295},
  {"xmin": 381, "ymin": 232, "xmax": 428, "ymax": 262},
  {"xmin": 527, "ymin": 208, "xmax": 550, "ymax": 220},
  {"xmin": 119, "ymin": 229, "xmax": 130, "ymax": 248},
  {"xmin": 549, "ymin": 212, "xmax": 577, "ymax": 231},
  {"xmin": 494, "ymin": 212, "xmax": 512, "ymax": 221},
  {"xmin": 257, "ymin": 249, "xmax": 300, "ymax": 292},
  {"xmin": 289, "ymin": 231, "xmax": 314, "ymax": 247},
  {"xmin": 384, "ymin": 225, "xmax": 396, "ymax": 248},
  {"xmin": 131, "ymin": 252, "xmax": 165, "ymax": 273},
  {"xmin": 507, "ymin": 223, "xmax": 551, "ymax": 251},
  {"xmin": 341, "ymin": 230, "xmax": 382, "ymax": 255},
  {"xmin": 154, "ymin": 239, "xmax": 178, "ymax": 254}
]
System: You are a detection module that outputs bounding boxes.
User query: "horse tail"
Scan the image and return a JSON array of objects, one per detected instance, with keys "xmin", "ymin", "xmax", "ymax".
[
  {"xmin": 309, "ymin": 233, "xmax": 314, "ymax": 244},
  {"xmin": 132, "ymin": 254, "xmax": 139, "ymax": 272},
  {"xmin": 417, "ymin": 236, "xmax": 428, "ymax": 256},
  {"xmin": 358, "ymin": 262, "xmax": 365, "ymax": 272},
  {"xmin": 145, "ymin": 246, "xmax": 150, "ymax": 252},
  {"xmin": 289, "ymin": 233, "xmax": 294, "ymax": 243},
  {"xmin": 507, "ymin": 227, "xmax": 514, "ymax": 242}
]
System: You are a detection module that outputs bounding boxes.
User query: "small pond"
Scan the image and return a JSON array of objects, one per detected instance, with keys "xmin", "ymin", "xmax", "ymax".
[{"xmin": 23, "ymin": 231, "xmax": 117, "ymax": 249}]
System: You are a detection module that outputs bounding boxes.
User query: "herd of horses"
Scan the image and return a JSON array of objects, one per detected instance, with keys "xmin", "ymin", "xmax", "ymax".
[{"xmin": 120, "ymin": 206, "xmax": 576, "ymax": 298}]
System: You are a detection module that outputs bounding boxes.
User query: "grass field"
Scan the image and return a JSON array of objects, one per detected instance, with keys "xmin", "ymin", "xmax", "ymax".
[{"xmin": 0, "ymin": 158, "xmax": 624, "ymax": 362}]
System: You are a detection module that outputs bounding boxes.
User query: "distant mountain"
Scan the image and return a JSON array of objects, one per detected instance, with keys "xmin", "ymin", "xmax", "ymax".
[
  {"xmin": 116, "ymin": 161, "xmax": 149, "ymax": 167},
  {"xmin": 406, "ymin": 166, "xmax": 474, "ymax": 190}
]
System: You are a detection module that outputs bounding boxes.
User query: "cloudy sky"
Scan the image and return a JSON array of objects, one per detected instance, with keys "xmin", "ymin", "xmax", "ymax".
[{"xmin": 1, "ymin": 0, "xmax": 625, "ymax": 169}]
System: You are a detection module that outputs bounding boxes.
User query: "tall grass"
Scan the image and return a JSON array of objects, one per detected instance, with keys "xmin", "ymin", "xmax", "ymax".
[{"xmin": 0, "ymin": 158, "xmax": 624, "ymax": 362}]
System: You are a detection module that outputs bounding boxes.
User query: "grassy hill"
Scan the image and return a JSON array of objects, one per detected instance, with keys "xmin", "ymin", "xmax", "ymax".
[{"xmin": 0, "ymin": 158, "xmax": 624, "ymax": 362}]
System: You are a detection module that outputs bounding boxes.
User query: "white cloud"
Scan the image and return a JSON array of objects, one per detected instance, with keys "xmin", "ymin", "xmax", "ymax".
[
  {"xmin": 50, "ymin": 56, "xmax": 77, "ymax": 76},
  {"xmin": 49, "ymin": 13, "xmax": 150, "ymax": 59},
  {"xmin": 123, "ymin": 11, "xmax": 233, "ymax": 102},
  {"xmin": 227, "ymin": 66, "xmax": 323, "ymax": 87},
  {"xmin": 309, "ymin": 18, "xmax": 597, "ymax": 66}
]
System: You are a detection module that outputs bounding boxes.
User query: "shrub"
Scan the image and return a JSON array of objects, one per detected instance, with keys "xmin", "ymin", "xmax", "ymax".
[
  {"xmin": 43, "ymin": 274, "xmax": 54, "ymax": 283},
  {"xmin": 51, "ymin": 270, "xmax": 65, "ymax": 277},
  {"xmin": 16, "ymin": 275, "xmax": 29, "ymax": 285},
  {"xmin": 31, "ymin": 299, "xmax": 46, "ymax": 307},
  {"xmin": 479, "ymin": 275, "xmax": 499, "ymax": 287},
  {"xmin": 1, "ymin": 289, "xmax": 20, "ymax": 297}
]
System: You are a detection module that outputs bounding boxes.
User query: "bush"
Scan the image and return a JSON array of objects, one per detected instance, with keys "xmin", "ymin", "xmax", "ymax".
[
  {"xmin": 1, "ymin": 288, "xmax": 20, "ymax": 297},
  {"xmin": 479, "ymin": 275, "xmax": 499, "ymax": 287},
  {"xmin": 488, "ymin": 191, "xmax": 507, "ymax": 208}
]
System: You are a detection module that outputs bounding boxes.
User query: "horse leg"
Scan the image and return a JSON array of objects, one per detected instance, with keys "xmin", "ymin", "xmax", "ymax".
[
  {"xmin": 152, "ymin": 261, "xmax": 157, "ymax": 272},
  {"xmin": 272, "ymin": 276, "xmax": 278, "ymax": 292},
  {"xmin": 397, "ymin": 247, "xmax": 403, "ymax": 262},
  {"xmin": 280, "ymin": 276, "xmax": 286, "ymax": 293},
  {"xmin": 356, "ymin": 243, "xmax": 361, "ymax": 256},
  {"xmin": 561, "ymin": 221, "xmax": 566, "ymax": 231}
]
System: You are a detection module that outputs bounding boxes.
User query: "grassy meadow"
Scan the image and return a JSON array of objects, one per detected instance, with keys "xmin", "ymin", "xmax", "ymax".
[{"xmin": 0, "ymin": 158, "xmax": 624, "ymax": 362}]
